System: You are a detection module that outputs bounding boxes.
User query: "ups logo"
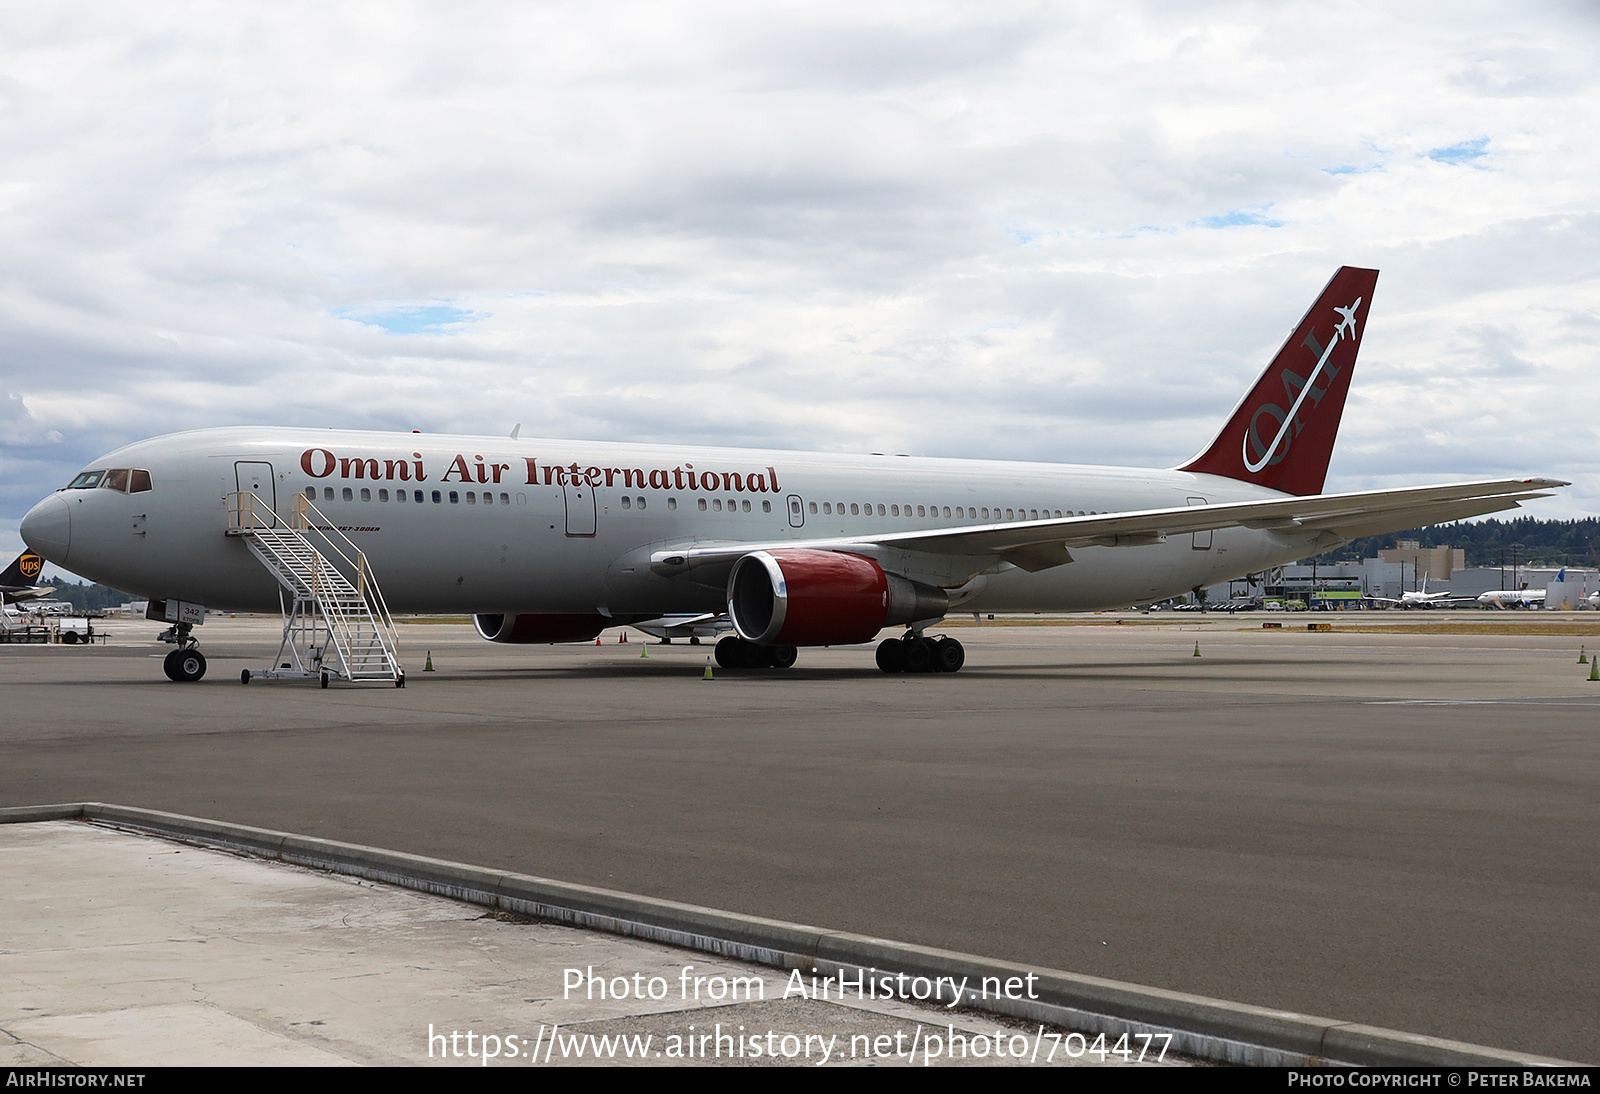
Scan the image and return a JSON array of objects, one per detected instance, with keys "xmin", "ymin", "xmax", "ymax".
[{"xmin": 19, "ymin": 554, "xmax": 42, "ymax": 579}]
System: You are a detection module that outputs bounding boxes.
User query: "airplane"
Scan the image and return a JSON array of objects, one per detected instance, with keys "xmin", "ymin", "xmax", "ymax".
[
  {"xmin": 631, "ymin": 613, "xmax": 735, "ymax": 644},
  {"xmin": 1367, "ymin": 576, "xmax": 1478, "ymax": 609},
  {"xmin": 0, "ymin": 552, "xmax": 53, "ymax": 606},
  {"xmin": 1477, "ymin": 568, "xmax": 1563, "ymax": 609},
  {"xmin": 16, "ymin": 266, "xmax": 1568, "ymax": 683}
]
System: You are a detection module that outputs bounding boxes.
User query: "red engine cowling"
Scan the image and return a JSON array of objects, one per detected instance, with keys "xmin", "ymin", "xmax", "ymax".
[
  {"xmin": 727, "ymin": 550, "xmax": 948, "ymax": 646},
  {"xmin": 473, "ymin": 613, "xmax": 609, "ymax": 644}
]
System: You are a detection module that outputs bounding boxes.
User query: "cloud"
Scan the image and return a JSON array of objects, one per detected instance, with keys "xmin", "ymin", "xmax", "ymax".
[{"xmin": 1, "ymin": 0, "xmax": 1599, "ymax": 570}]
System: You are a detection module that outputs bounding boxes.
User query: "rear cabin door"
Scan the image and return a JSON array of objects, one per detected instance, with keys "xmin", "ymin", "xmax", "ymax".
[{"xmin": 1187, "ymin": 495, "xmax": 1212, "ymax": 550}]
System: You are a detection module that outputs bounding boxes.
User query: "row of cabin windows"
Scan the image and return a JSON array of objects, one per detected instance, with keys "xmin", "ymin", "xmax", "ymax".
[
  {"xmin": 807, "ymin": 502, "xmax": 1098, "ymax": 520},
  {"xmin": 307, "ymin": 486, "xmax": 520, "ymax": 506},
  {"xmin": 65, "ymin": 469, "xmax": 153, "ymax": 493},
  {"xmin": 302, "ymin": 485, "xmax": 1102, "ymax": 522}
]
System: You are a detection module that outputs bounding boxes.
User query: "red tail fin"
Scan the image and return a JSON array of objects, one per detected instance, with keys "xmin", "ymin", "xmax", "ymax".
[{"xmin": 1181, "ymin": 266, "xmax": 1379, "ymax": 496}]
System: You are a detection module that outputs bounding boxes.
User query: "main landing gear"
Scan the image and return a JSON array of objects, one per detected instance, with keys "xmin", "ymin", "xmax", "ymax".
[
  {"xmin": 158, "ymin": 622, "xmax": 208, "ymax": 682},
  {"xmin": 714, "ymin": 636, "xmax": 798, "ymax": 670},
  {"xmin": 876, "ymin": 633, "xmax": 965, "ymax": 674}
]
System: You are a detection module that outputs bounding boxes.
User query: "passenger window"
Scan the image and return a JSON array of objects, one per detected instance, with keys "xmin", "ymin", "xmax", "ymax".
[
  {"xmin": 431, "ymin": 490, "xmax": 441, "ymax": 503},
  {"xmin": 850, "ymin": 503, "xmax": 859, "ymax": 515},
  {"xmin": 483, "ymin": 492, "xmax": 493, "ymax": 506},
  {"xmin": 342, "ymin": 487, "xmax": 353, "ymax": 501},
  {"xmin": 466, "ymin": 491, "xmax": 476, "ymax": 504},
  {"xmin": 876, "ymin": 504, "xmax": 885, "ymax": 515},
  {"xmin": 762, "ymin": 500, "xmax": 771, "ymax": 513},
  {"xmin": 360, "ymin": 488, "xmax": 371, "ymax": 502},
  {"xmin": 397, "ymin": 490, "xmax": 406, "ymax": 503},
  {"xmin": 742, "ymin": 500, "xmax": 750, "ymax": 512},
  {"xmin": 448, "ymin": 491, "xmax": 459, "ymax": 504},
  {"xmin": 713, "ymin": 500, "xmax": 722, "ymax": 511},
  {"xmin": 621, "ymin": 496, "xmax": 631, "ymax": 509},
  {"xmin": 324, "ymin": 487, "xmax": 335, "ymax": 501},
  {"xmin": 668, "ymin": 498, "xmax": 677, "ymax": 510},
  {"xmin": 917, "ymin": 506, "xmax": 925, "ymax": 517},
  {"xmin": 101, "ymin": 469, "xmax": 130, "ymax": 492},
  {"xmin": 822, "ymin": 502, "xmax": 831, "ymax": 514},
  {"xmin": 130, "ymin": 469, "xmax": 153, "ymax": 493},
  {"xmin": 638, "ymin": 497, "xmax": 646, "ymax": 510},
  {"xmin": 809, "ymin": 502, "xmax": 818, "ymax": 514},
  {"xmin": 379, "ymin": 489, "xmax": 389, "ymax": 502},
  {"xmin": 698, "ymin": 498, "xmax": 707, "ymax": 511}
]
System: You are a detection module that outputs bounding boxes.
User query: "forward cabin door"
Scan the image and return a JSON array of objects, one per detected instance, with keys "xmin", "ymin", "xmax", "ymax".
[
  {"xmin": 235, "ymin": 461, "xmax": 278, "ymax": 528},
  {"xmin": 787, "ymin": 494, "xmax": 806, "ymax": 528},
  {"xmin": 563, "ymin": 475, "xmax": 597, "ymax": 536}
]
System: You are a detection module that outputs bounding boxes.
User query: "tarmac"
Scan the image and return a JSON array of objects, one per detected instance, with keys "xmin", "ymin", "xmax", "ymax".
[{"xmin": 2, "ymin": 611, "xmax": 1597, "ymax": 1064}]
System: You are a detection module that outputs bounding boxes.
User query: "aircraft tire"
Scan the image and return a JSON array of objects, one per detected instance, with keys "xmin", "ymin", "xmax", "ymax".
[
  {"xmin": 768, "ymin": 645, "xmax": 798, "ymax": 669},
  {"xmin": 902, "ymin": 637, "xmax": 933, "ymax": 673},
  {"xmin": 164, "ymin": 648, "xmax": 206, "ymax": 683},
  {"xmin": 240, "ymin": 669, "xmax": 251, "ymax": 685},
  {"xmin": 715, "ymin": 636, "xmax": 743, "ymax": 669},
  {"xmin": 876, "ymin": 639, "xmax": 906, "ymax": 674},
  {"xmin": 933, "ymin": 637, "xmax": 965, "ymax": 673}
]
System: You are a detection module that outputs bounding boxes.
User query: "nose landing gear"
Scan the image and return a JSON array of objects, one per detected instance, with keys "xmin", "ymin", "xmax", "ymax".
[{"xmin": 159, "ymin": 623, "xmax": 208, "ymax": 682}]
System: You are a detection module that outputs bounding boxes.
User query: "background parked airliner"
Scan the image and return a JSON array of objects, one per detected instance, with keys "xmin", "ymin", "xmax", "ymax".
[
  {"xmin": 0, "ymin": 552, "xmax": 52, "ymax": 607},
  {"xmin": 18, "ymin": 267, "xmax": 1564, "ymax": 681}
]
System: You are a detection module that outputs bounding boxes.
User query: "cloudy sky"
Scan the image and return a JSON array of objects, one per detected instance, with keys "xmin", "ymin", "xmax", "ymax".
[{"xmin": 3, "ymin": 1, "xmax": 1598, "ymax": 568}]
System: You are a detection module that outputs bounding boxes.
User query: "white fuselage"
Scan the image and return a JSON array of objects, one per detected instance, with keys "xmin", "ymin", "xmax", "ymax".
[{"xmin": 27, "ymin": 427, "xmax": 1327, "ymax": 621}]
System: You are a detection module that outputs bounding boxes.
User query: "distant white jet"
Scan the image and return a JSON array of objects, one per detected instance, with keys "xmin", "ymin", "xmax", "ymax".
[
  {"xmin": 1478, "ymin": 569, "xmax": 1564, "ymax": 609},
  {"xmin": 1368, "ymin": 576, "xmax": 1476, "ymax": 609}
]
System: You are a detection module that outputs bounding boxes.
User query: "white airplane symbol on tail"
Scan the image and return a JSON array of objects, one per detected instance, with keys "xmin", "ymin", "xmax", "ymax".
[{"xmin": 1334, "ymin": 299, "xmax": 1361, "ymax": 340}]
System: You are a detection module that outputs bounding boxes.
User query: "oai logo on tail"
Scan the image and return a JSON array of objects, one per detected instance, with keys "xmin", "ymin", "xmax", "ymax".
[{"xmin": 1240, "ymin": 297, "xmax": 1363, "ymax": 473}]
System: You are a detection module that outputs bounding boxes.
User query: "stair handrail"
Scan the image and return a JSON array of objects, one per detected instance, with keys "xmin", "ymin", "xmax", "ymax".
[{"xmin": 226, "ymin": 491, "xmax": 401, "ymax": 677}]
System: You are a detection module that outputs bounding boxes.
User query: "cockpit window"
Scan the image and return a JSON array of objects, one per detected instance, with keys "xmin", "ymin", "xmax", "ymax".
[
  {"xmin": 66, "ymin": 471, "xmax": 105, "ymax": 489},
  {"xmin": 129, "ymin": 469, "xmax": 152, "ymax": 493},
  {"xmin": 101, "ymin": 469, "xmax": 130, "ymax": 492}
]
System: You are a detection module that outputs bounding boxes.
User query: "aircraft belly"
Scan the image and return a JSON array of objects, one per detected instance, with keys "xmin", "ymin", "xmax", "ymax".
[{"xmin": 962, "ymin": 529, "xmax": 1313, "ymax": 612}]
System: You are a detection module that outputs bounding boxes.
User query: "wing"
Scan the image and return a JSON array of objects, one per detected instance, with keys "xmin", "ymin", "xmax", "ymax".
[{"xmin": 651, "ymin": 477, "xmax": 1566, "ymax": 582}]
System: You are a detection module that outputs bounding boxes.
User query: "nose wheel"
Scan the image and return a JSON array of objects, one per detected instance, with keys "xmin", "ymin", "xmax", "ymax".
[
  {"xmin": 876, "ymin": 634, "xmax": 964, "ymax": 674},
  {"xmin": 163, "ymin": 647, "xmax": 208, "ymax": 682}
]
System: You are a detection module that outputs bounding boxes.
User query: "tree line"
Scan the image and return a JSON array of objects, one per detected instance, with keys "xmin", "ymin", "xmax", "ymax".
[{"xmin": 1308, "ymin": 517, "xmax": 1600, "ymax": 568}]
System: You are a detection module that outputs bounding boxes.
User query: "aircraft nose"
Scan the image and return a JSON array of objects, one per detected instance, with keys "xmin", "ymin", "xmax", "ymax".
[{"xmin": 20, "ymin": 494, "xmax": 70, "ymax": 564}]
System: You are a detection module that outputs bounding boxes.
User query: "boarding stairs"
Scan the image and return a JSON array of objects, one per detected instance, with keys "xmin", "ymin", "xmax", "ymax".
[{"xmin": 227, "ymin": 492, "xmax": 404, "ymax": 687}]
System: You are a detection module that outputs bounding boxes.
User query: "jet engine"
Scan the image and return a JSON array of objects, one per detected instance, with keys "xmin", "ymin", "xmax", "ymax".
[
  {"xmin": 472, "ymin": 613, "xmax": 609, "ymax": 643},
  {"xmin": 727, "ymin": 549, "xmax": 948, "ymax": 646}
]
